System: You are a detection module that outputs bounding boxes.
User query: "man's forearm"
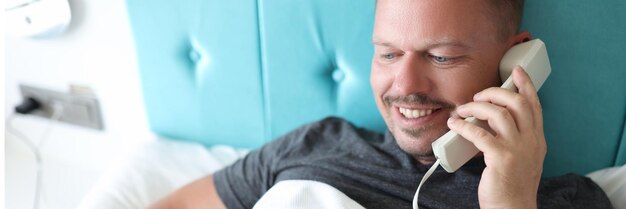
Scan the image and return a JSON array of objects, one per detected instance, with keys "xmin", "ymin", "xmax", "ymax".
[{"xmin": 146, "ymin": 175, "xmax": 227, "ymax": 209}]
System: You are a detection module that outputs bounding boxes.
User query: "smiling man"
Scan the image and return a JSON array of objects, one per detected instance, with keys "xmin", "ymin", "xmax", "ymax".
[
  {"xmin": 148, "ymin": 0, "xmax": 611, "ymax": 208},
  {"xmin": 370, "ymin": 0, "xmax": 550, "ymax": 207},
  {"xmin": 371, "ymin": 0, "xmax": 510, "ymax": 163}
]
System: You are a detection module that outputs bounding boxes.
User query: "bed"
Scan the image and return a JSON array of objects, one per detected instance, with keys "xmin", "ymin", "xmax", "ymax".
[{"xmin": 79, "ymin": 0, "xmax": 626, "ymax": 208}]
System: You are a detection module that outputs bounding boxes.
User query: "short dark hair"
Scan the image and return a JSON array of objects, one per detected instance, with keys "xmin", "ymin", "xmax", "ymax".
[
  {"xmin": 482, "ymin": 0, "xmax": 525, "ymax": 41},
  {"xmin": 373, "ymin": 0, "xmax": 525, "ymax": 41}
]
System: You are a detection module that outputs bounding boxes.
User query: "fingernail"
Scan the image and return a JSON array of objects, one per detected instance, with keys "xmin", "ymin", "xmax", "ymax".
[
  {"xmin": 473, "ymin": 93, "xmax": 481, "ymax": 100},
  {"xmin": 447, "ymin": 117, "xmax": 457, "ymax": 124}
]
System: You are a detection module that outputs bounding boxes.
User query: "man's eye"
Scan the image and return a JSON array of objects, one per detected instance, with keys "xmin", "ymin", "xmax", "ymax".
[
  {"xmin": 431, "ymin": 55, "xmax": 449, "ymax": 63},
  {"xmin": 381, "ymin": 53, "xmax": 396, "ymax": 60}
]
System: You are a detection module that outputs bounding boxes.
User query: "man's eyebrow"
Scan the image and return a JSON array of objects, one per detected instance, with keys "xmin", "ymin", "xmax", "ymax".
[
  {"xmin": 372, "ymin": 38, "xmax": 472, "ymax": 50},
  {"xmin": 372, "ymin": 39, "xmax": 395, "ymax": 47},
  {"xmin": 425, "ymin": 40, "xmax": 472, "ymax": 50}
]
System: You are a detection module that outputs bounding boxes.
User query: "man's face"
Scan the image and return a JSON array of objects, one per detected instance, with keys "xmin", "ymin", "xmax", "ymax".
[{"xmin": 371, "ymin": 0, "xmax": 513, "ymax": 162}]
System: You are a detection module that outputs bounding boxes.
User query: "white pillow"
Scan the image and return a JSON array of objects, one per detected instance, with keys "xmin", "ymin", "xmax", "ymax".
[{"xmin": 587, "ymin": 165, "xmax": 626, "ymax": 209}]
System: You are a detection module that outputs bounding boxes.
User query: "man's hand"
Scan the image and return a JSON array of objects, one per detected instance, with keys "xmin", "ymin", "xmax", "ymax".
[{"xmin": 447, "ymin": 66, "xmax": 547, "ymax": 209}]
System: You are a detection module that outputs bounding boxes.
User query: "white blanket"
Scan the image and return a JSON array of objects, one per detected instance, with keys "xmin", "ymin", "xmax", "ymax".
[
  {"xmin": 76, "ymin": 139, "xmax": 247, "ymax": 209},
  {"xmin": 253, "ymin": 180, "xmax": 365, "ymax": 209},
  {"xmin": 78, "ymin": 139, "xmax": 626, "ymax": 209},
  {"xmin": 586, "ymin": 165, "xmax": 626, "ymax": 209}
]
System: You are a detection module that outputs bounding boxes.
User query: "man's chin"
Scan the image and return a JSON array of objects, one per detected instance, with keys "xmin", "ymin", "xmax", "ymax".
[
  {"xmin": 397, "ymin": 141, "xmax": 437, "ymax": 164},
  {"xmin": 392, "ymin": 126, "xmax": 449, "ymax": 162}
]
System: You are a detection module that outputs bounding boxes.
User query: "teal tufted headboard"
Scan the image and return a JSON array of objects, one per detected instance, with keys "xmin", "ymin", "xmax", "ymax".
[{"xmin": 126, "ymin": 0, "xmax": 626, "ymax": 177}]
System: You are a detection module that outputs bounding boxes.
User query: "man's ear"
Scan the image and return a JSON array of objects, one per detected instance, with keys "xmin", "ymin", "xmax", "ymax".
[{"xmin": 509, "ymin": 31, "xmax": 532, "ymax": 47}]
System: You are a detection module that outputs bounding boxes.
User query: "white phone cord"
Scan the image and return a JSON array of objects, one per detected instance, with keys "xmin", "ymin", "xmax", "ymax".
[
  {"xmin": 412, "ymin": 159, "xmax": 441, "ymax": 209},
  {"xmin": 6, "ymin": 104, "xmax": 63, "ymax": 209}
]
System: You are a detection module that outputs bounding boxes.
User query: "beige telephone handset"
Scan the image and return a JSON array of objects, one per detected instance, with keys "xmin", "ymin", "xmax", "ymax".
[{"xmin": 431, "ymin": 39, "xmax": 552, "ymax": 173}]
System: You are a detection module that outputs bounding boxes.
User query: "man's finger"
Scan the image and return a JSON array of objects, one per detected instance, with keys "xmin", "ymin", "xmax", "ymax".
[
  {"xmin": 473, "ymin": 87, "xmax": 534, "ymax": 132},
  {"xmin": 455, "ymin": 102, "xmax": 519, "ymax": 139},
  {"xmin": 447, "ymin": 117, "xmax": 500, "ymax": 153},
  {"xmin": 512, "ymin": 66, "xmax": 544, "ymax": 130}
]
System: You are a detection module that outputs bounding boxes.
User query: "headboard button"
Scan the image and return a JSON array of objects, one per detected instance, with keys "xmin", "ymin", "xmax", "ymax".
[
  {"xmin": 332, "ymin": 69, "xmax": 345, "ymax": 82},
  {"xmin": 189, "ymin": 49, "xmax": 201, "ymax": 63}
]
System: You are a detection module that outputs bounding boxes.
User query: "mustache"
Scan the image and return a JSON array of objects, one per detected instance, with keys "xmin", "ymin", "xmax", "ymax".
[{"xmin": 383, "ymin": 93, "xmax": 456, "ymax": 110}]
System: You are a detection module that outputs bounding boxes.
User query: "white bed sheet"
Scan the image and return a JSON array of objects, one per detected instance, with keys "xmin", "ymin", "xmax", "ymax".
[
  {"xmin": 76, "ymin": 139, "xmax": 248, "ymax": 209},
  {"xmin": 78, "ymin": 139, "xmax": 626, "ymax": 209},
  {"xmin": 586, "ymin": 165, "xmax": 626, "ymax": 209},
  {"xmin": 253, "ymin": 180, "xmax": 365, "ymax": 209}
]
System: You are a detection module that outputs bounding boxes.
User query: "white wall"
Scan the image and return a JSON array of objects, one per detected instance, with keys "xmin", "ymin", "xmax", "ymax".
[
  {"xmin": 5, "ymin": 0, "xmax": 155, "ymax": 208},
  {"xmin": 5, "ymin": 0, "xmax": 152, "ymax": 142}
]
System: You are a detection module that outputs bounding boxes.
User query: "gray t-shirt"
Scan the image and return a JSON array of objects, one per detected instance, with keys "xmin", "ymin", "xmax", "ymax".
[{"xmin": 213, "ymin": 117, "xmax": 611, "ymax": 209}]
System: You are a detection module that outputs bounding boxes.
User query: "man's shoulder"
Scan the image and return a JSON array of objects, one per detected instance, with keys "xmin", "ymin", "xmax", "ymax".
[
  {"xmin": 293, "ymin": 116, "xmax": 383, "ymax": 143},
  {"xmin": 264, "ymin": 117, "xmax": 384, "ymax": 155},
  {"xmin": 538, "ymin": 173, "xmax": 612, "ymax": 208},
  {"xmin": 305, "ymin": 116, "xmax": 356, "ymax": 130},
  {"xmin": 275, "ymin": 116, "xmax": 358, "ymax": 140}
]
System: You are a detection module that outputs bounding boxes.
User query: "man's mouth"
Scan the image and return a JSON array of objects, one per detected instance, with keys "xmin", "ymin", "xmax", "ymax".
[{"xmin": 398, "ymin": 107, "xmax": 439, "ymax": 119}]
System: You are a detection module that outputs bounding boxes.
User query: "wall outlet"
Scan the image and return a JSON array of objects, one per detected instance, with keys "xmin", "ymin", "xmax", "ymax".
[{"xmin": 18, "ymin": 84, "xmax": 104, "ymax": 130}]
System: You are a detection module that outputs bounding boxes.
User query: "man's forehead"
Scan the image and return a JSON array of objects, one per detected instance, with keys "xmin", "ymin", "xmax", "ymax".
[{"xmin": 373, "ymin": 0, "xmax": 495, "ymax": 49}]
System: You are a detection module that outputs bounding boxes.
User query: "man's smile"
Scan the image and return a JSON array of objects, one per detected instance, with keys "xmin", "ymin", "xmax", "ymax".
[
  {"xmin": 393, "ymin": 105, "xmax": 449, "ymax": 130},
  {"xmin": 398, "ymin": 107, "xmax": 438, "ymax": 119}
]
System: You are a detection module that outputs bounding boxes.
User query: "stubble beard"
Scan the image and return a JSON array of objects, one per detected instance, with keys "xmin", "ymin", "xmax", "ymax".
[
  {"xmin": 398, "ymin": 123, "xmax": 445, "ymax": 162},
  {"xmin": 383, "ymin": 93, "xmax": 455, "ymax": 162}
]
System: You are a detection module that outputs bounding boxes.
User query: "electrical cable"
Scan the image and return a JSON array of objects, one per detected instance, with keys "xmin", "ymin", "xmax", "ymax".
[{"xmin": 6, "ymin": 102, "xmax": 64, "ymax": 209}]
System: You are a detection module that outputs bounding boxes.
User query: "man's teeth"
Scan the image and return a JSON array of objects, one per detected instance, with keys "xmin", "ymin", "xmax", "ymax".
[{"xmin": 399, "ymin": 107, "xmax": 434, "ymax": 119}]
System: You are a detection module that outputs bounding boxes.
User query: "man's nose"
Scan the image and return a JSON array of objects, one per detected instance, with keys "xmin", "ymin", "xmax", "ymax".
[{"xmin": 393, "ymin": 57, "xmax": 431, "ymax": 95}]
